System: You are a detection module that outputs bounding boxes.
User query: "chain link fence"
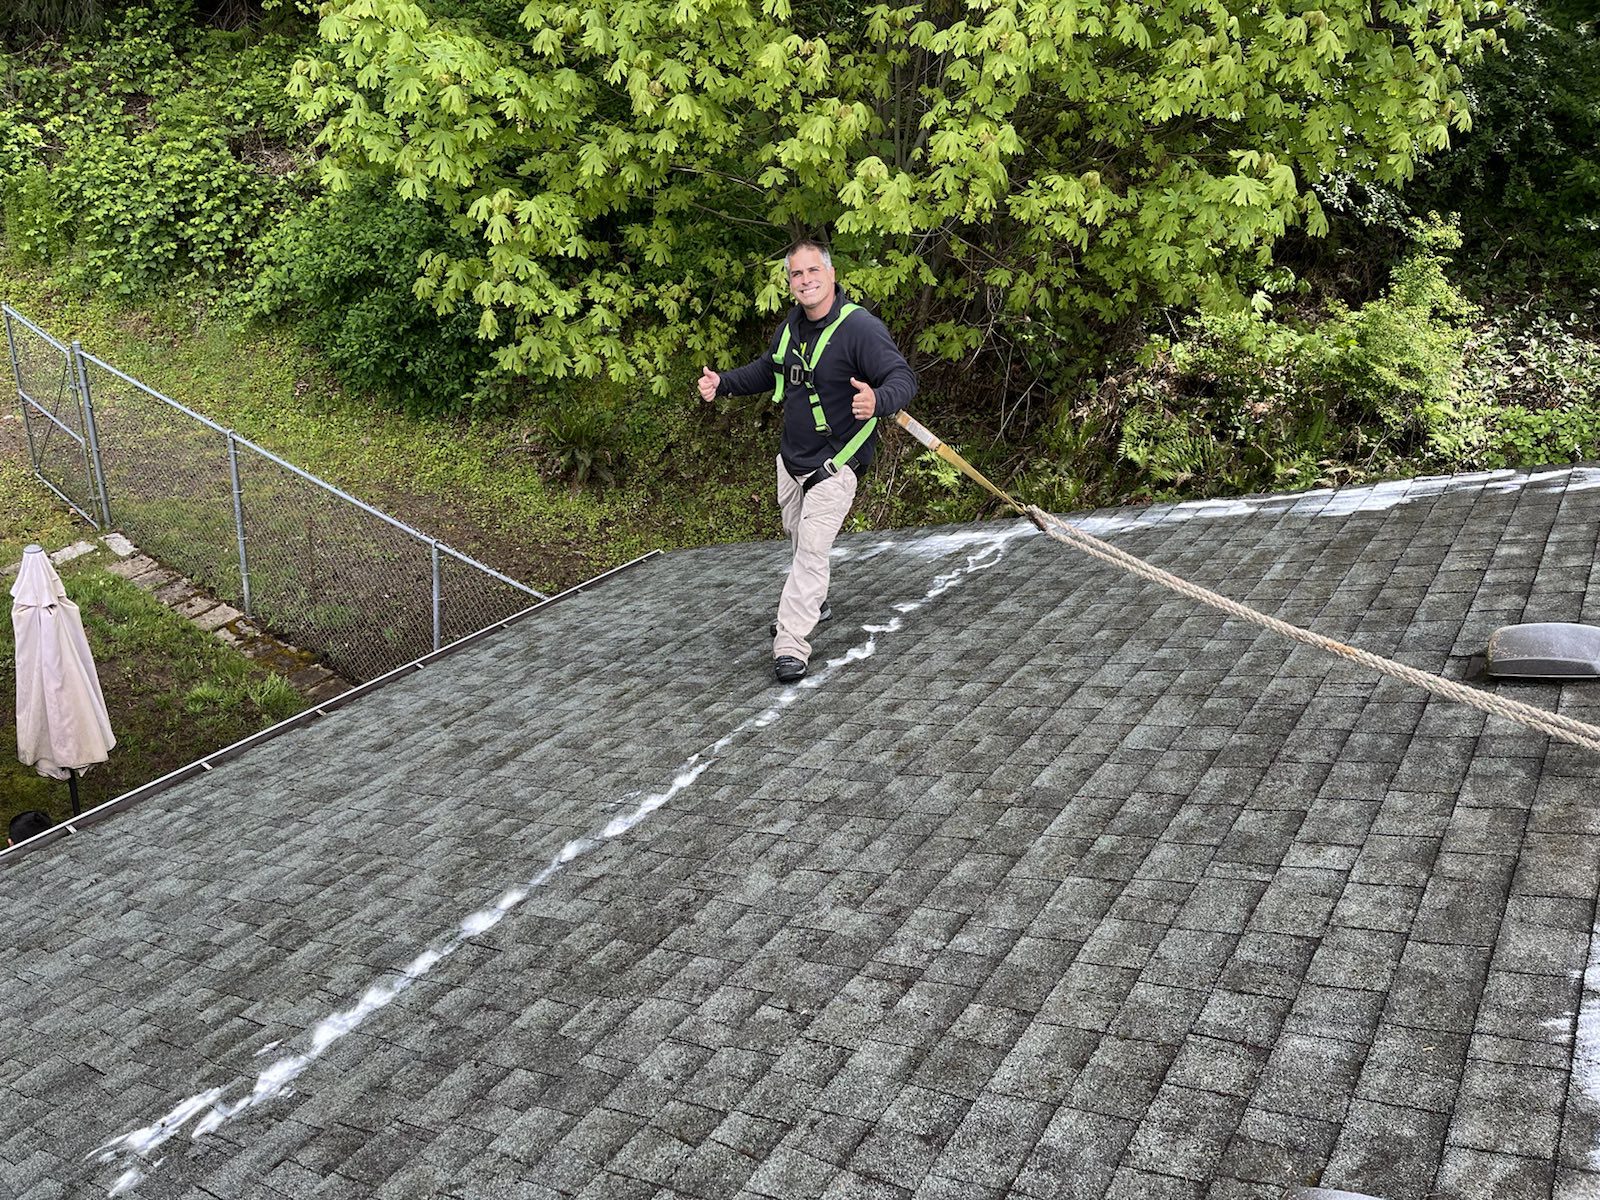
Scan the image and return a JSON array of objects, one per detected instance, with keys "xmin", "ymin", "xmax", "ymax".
[
  {"xmin": 6, "ymin": 304, "xmax": 546, "ymax": 684},
  {"xmin": 3, "ymin": 308, "xmax": 109, "ymax": 530}
]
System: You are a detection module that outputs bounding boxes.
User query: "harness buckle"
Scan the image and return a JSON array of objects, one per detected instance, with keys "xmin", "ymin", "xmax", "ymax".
[{"xmin": 800, "ymin": 460, "xmax": 840, "ymax": 493}]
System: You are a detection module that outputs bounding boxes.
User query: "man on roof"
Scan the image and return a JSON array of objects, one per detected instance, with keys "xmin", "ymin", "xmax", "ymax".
[{"xmin": 699, "ymin": 238, "xmax": 918, "ymax": 683}]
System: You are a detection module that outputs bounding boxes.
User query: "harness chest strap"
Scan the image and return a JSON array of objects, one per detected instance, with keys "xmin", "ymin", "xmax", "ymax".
[{"xmin": 772, "ymin": 303, "xmax": 861, "ymax": 434}]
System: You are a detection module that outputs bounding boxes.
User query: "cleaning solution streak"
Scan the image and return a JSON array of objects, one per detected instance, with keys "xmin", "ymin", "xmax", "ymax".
[{"xmin": 92, "ymin": 533, "xmax": 1015, "ymax": 1196}]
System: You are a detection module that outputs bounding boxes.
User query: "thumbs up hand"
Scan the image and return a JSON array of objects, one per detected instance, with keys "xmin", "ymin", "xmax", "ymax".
[
  {"xmin": 697, "ymin": 366, "xmax": 720, "ymax": 402},
  {"xmin": 850, "ymin": 376, "xmax": 876, "ymax": 420}
]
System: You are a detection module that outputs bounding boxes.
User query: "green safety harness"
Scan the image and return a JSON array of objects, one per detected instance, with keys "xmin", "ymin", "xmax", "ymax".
[{"xmin": 773, "ymin": 303, "xmax": 878, "ymax": 490}]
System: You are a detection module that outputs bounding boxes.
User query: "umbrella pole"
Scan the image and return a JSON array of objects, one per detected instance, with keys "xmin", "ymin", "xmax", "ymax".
[{"xmin": 68, "ymin": 769, "xmax": 80, "ymax": 817}]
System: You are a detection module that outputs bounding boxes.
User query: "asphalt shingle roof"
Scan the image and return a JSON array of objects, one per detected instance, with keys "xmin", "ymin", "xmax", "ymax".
[{"xmin": 7, "ymin": 466, "xmax": 1600, "ymax": 1199}]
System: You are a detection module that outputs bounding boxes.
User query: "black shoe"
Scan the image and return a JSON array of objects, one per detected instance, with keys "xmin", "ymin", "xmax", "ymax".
[
  {"xmin": 770, "ymin": 599, "xmax": 831, "ymax": 639},
  {"xmin": 773, "ymin": 656, "xmax": 807, "ymax": 683}
]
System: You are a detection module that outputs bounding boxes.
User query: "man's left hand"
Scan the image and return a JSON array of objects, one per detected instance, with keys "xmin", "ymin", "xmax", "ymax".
[{"xmin": 850, "ymin": 377, "xmax": 876, "ymax": 420}]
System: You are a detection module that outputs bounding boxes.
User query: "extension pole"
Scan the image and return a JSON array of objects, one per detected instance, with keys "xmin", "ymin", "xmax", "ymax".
[{"xmin": 893, "ymin": 411, "xmax": 1027, "ymax": 516}]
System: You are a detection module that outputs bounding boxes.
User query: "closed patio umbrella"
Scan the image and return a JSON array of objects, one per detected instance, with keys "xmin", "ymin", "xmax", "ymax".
[{"xmin": 12, "ymin": 544, "xmax": 115, "ymax": 814}]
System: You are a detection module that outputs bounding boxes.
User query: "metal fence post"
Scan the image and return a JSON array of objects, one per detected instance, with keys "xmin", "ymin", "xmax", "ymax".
[
  {"xmin": 62, "ymin": 339, "xmax": 104, "ymax": 531},
  {"xmin": 431, "ymin": 540, "xmax": 443, "ymax": 652},
  {"xmin": 228, "ymin": 434, "xmax": 253, "ymax": 618},
  {"xmin": 72, "ymin": 340, "xmax": 113, "ymax": 530}
]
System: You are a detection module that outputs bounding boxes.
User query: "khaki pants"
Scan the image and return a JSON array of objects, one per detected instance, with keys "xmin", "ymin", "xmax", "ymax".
[{"xmin": 773, "ymin": 455, "xmax": 856, "ymax": 662}]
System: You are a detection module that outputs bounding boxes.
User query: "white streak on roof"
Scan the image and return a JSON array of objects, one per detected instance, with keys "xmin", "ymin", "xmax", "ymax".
[
  {"xmin": 834, "ymin": 519, "xmax": 1037, "ymax": 564},
  {"xmin": 556, "ymin": 837, "xmax": 595, "ymax": 863},
  {"xmin": 1567, "ymin": 945, "xmax": 1600, "ymax": 1180},
  {"xmin": 864, "ymin": 464, "xmax": 1600, "ymax": 545},
  {"xmin": 92, "ymin": 527, "xmax": 1019, "ymax": 1195},
  {"xmin": 458, "ymin": 909, "xmax": 504, "ymax": 938},
  {"xmin": 107, "ymin": 1168, "xmax": 144, "ymax": 1197}
]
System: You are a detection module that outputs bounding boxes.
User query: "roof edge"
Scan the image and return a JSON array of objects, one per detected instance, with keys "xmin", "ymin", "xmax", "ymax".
[{"xmin": 0, "ymin": 549, "xmax": 663, "ymax": 869}]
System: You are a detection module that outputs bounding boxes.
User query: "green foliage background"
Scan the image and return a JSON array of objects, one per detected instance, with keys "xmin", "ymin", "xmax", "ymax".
[
  {"xmin": 290, "ymin": 0, "xmax": 1499, "ymax": 388},
  {"xmin": 0, "ymin": 0, "xmax": 1597, "ymax": 535}
]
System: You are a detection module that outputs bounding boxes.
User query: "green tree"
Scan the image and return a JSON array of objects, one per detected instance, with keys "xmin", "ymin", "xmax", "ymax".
[
  {"xmin": 1410, "ymin": 0, "xmax": 1599, "ymax": 282},
  {"xmin": 292, "ymin": 0, "xmax": 1508, "ymax": 395}
]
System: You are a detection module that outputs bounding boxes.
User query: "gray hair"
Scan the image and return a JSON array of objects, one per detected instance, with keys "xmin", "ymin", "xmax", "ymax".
[{"xmin": 784, "ymin": 238, "xmax": 832, "ymax": 272}]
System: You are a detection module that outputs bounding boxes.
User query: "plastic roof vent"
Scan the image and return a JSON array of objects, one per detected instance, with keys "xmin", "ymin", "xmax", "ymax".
[{"xmin": 1486, "ymin": 622, "xmax": 1600, "ymax": 680}]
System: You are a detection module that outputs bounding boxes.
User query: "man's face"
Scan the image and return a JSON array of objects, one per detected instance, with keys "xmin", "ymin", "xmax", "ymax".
[{"xmin": 788, "ymin": 247, "xmax": 835, "ymax": 315}]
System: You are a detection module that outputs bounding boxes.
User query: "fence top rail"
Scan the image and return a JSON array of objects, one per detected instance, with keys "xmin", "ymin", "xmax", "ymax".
[
  {"xmin": 74, "ymin": 347, "xmax": 547, "ymax": 601},
  {"xmin": 435, "ymin": 541, "xmax": 547, "ymax": 596},
  {"xmin": 3, "ymin": 305, "xmax": 71, "ymax": 354}
]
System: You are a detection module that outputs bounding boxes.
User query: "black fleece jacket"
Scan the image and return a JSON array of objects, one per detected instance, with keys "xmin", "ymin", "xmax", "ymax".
[{"xmin": 716, "ymin": 285, "xmax": 917, "ymax": 476}]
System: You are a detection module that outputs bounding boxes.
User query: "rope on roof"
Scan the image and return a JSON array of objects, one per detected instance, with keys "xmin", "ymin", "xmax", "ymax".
[
  {"xmin": 891, "ymin": 410, "xmax": 1598, "ymax": 752},
  {"xmin": 1026, "ymin": 505, "xmax": 1600, "ymax": 755}
]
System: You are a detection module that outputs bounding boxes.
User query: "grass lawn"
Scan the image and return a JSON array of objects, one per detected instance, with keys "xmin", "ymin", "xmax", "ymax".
[
  {"xmin": 0, "ymin": 266, "xmax": 787, "ymax": 594},
  {"xmin": 1, "ymin": 446, "xmax": 307, "ymax": 836}
]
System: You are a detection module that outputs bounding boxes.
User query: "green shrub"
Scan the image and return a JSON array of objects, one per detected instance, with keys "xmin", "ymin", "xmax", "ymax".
[
  {"xmin": 1, "ymin": 166, "xmax": 71, "ymax": 263},
  {"xmin": 1049, "ymin": 220, "xmax": 1485, "ymax": 501},
  {"xmin": 0, "ymin": 105, "xmax": 47, "ymax": 179},
  {"xmin": 514, "ymin": 366, "xmax": 704, "ymax": 489},
  {"xmin": 0, "ymin": 3, "xmax": 304, "ymax": 292},
  {"xmin": 49, "ymin": 96, "xmax": 278, "ymax": 293},
  {"xmin": 1113, "ymin": 307, "xmax": 1335, "ymax": 498},
  {"xmin": 532, "ymin": 399, "xmax": 621, "ymax": 490},
  {"xmin": 245, "ymin": 183, "xmax": 496, "ymax": 415},
  {"xmin": 1306, "ymin": 218, "xmax": 1477, "ymax": 451},
  {"xmin": 1091, "ymin": 218, "xmax": 1600, "ymax": 498},
  {"xmin": 1453, "ymin": 300, "xmax": 1600, "ymax": 469},
  {"xmin": 1462, "ymin": 402, "xmax": 1600, "ymax": 469}
]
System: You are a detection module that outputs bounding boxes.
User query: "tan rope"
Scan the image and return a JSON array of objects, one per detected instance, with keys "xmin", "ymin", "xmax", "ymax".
[
  {"xmin": 1024, "ymin": 505, "xmax": 1600, "ymax": 755},
  {"xmin": 888, "ymin": 411, "xmax": 1600, "ymax": 752}
]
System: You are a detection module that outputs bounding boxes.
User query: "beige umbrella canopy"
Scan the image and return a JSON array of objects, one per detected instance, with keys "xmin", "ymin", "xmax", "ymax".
[{"xmin": 11, "ymin": 545, "xmax": 114, "ymax": 811}]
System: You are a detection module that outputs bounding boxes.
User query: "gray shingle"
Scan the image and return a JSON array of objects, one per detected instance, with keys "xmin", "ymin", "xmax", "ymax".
[{"xmin": 9, "ymin": 468, "xmax": 1600, "ymax": 1199}]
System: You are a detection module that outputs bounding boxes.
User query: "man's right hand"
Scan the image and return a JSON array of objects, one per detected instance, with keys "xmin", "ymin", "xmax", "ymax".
[{"xmin": 697, "ymin": 367, "xmax": 720, "ymax": 402}]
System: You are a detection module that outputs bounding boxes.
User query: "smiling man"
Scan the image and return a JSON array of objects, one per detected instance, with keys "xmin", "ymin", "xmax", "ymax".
[{"xmin": 699, "ymin": 238, "xmax": 917, "ymax": 683}]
